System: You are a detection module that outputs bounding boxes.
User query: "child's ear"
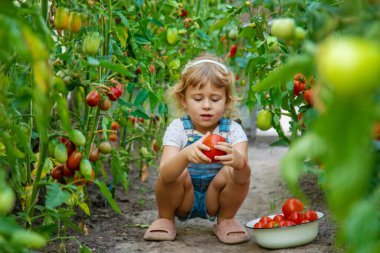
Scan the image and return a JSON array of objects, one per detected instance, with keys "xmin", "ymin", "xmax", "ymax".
[{"xmin": 180, "ymin": 94, "xmax": 187, "ymax": 109}]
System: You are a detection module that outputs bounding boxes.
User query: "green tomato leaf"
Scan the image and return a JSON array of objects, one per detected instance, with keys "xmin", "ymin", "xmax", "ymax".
[
  {"xmin": 95, "ymin": 180, "xmax": 121, "ymax": 214},
  {"xmin": 45, "ymin": 183, "xmax": 71, "ymax": 210}
]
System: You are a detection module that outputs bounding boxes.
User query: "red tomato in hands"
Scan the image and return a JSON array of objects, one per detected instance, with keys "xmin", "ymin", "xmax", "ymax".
[
  {"xmin": 202, "ymin": 134, "xmax": 226, "ymax": 162},
  {"xmin": 282, "ymin": 198, "xmax": 304, "ymax": 218}
]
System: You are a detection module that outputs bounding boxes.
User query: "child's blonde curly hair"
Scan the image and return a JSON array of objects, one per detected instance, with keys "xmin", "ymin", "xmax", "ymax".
[{"xmin": 168, "ymin": 53, "xmax": 240, "ymax": 118}]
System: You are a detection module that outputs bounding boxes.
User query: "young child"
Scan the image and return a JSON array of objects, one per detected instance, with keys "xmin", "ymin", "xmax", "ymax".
[{"xmin": 143, "ymin": 54, "xmax": 251, "ymax": 244}]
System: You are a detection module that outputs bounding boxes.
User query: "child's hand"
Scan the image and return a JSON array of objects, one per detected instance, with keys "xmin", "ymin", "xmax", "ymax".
[
  {"xmin": 184, "ymin": 132, "xmax": 212, "ymax": 164},
  {"xmin": 214, "ymin": 142, "xmax": 246, "ymax": 169}
]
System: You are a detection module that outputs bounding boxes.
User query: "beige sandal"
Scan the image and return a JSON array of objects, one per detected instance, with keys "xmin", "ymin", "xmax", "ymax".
[
  {"xmin": 213, "ymin": 218, "xmax": 250, "ymax": 244},
  {"xmin": 143, "ymin": 218, "xmax": 177, "ymax": 241}
]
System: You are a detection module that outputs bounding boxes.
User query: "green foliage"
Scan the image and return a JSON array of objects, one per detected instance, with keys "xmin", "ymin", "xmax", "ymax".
[
  {"xmin": 1, "ymin": 0, "xmax": 379, "ymax": 251},
  {"xmin": 45, "ymin": 183, "xmax": 71, "ymax": 210}
]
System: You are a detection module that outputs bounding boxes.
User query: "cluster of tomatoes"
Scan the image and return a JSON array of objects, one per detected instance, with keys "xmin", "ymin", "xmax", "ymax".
[
  {"xmin": 86, "ymin": 79, "xmax": 123, "ymax": 110},
  {"xmin": 50, "ymin": 135, "xmax": 92, "ymax": 186},
  {"xmin": 53, "ymin": 7, "xmax": 82, "ymax": 33},
  {"xmin": 254, "ymin": 198, "xmax": 319, "ymax": 229},
  {"xmin": 49, "ymin": 133, "xmax": 114, "ymax": 186},
  {"xmin": 178, "ymin": 3, "xmax": 188, "ymax": 18},
  {"xmin": 293, "ymin": 73, "xmax": 314, "ymax": 106}
]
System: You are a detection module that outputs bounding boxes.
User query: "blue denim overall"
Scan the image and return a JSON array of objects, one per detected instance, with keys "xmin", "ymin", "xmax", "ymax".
[{"xmin": 178, "ymin": 115, "xmax": 231, "ymax": 221}]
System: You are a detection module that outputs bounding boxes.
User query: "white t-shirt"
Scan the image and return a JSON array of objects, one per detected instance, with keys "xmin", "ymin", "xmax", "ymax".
[{"xmin": 163, "ymin": 118, "xmax": 248, "ymax": 149}]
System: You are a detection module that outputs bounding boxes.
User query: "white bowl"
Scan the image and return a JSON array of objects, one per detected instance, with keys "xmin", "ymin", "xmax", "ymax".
[{"xmin": 245, "ymin": 211, "xmax": 324, "ymax": 249}]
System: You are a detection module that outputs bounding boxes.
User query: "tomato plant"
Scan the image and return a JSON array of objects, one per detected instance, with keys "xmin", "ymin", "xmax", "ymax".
[
  {"xmin": 1, "ymin": 0, "xmax": 378, "ymax": 251},
  {"xmin": 202, "ymin": 134, "xmax": 226, "ymax": 162}
]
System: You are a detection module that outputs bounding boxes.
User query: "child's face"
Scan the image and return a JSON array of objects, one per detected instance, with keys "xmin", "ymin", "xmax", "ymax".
[{"xmin": 182, "ymin": 82, "xmax": 227, "ymax": 134}]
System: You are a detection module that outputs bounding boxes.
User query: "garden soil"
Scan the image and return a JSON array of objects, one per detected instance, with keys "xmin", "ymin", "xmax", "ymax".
[{"xmin": 42, "ymin": 134, "xmax": 339, "ymax": 253}]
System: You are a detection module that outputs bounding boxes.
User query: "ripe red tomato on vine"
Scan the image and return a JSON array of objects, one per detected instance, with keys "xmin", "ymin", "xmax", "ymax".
[
  {"xmin": 229, "ymin": 44, "xmax": 237, "ymax": 58},
  {"xmin": 86, "ymin": 90, "xmax": 101, "ymax": 107},
  {"xmin": 303, "ymin": 88, "xmax": 314, "ymax": 106}
]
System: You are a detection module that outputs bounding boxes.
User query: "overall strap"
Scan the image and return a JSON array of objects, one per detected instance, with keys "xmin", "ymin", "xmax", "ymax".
[
  {"xmin": 180, "ymin": 115, "xmax": 193, "ymax": 130},
  {"xmin": 219, "ymin": 117, "xmax": 231, "ymax": 140},
  {"xmin": 180, "ymin": 115, "xmax": 195, "ymax": 141}
]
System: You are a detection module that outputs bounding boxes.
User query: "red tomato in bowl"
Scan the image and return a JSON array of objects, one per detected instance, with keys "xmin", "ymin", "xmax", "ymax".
[
  {"xmin": 202, "ymin": 134, "xmax": 226, "ymax": 162},
  {"xmin": 279, "ymin": 220, "xmax": 296, "ymax": 227},
  {"xmin": 287, "ymin": 211, "xmax": 304, "ymax": 224},
  {"xmin": 259, "ymin": 216, "xmax": 273, "ymax": 224},
  {"xmin": 273, "ymin": 214, "xmax": 285, "ymax": 222},
  {"xmin": 282, "ymin": 198, "xmax": 304, "ymax": 218},
  {"xmin": 265, "ymin": 220, "xmax": 280, "ymax": 228},
  {"xmin": 254, "ymin": 222, "xmax": 266, "ymax": 229},
  {"xmin": 304, "ymin": 210, "xmax": 318, "ymax": 221}
]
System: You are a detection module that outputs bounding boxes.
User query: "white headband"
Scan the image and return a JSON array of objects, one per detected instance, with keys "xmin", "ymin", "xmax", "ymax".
[{"xmin": 182, "ymin": 59, "xmax": 229, "ymax": 74}]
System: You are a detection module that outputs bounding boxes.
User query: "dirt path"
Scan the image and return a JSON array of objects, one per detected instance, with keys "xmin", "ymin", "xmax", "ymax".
[{"xmin": 42, "ymin": 135, "xmax": 337, "ymax": 253}]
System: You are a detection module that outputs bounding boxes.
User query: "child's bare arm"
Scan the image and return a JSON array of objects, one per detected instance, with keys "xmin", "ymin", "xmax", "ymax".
[
  {"xmin": 214, "ymin": 141, "xmax": 250, "ymax": 184},
  {"xmin": 159, "ymin": 133, "xmax": 211, "ymax": 183}
]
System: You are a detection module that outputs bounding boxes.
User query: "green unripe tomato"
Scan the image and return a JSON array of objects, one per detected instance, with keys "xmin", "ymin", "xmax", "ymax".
[
  {"xmin": 82, "ymin": 32, "xmax": 101, "ymax": 55},
  {"xmin": 80, "ymin": 159, "xmax": 93, "ymax": 177},
  {"xmin": 54, "ymin": 143, "xmax": 68, "ymax": 163},
  {"xmin": 54, "ymin": 7, "xmax": 69, "ymax": 30},
  {"xmin": 271, "ymin": 18, "xmax": 296, "ymax": 41},
  {"xmin": 294, "ymin": 27, "xmax": 307, "ymax": 40},
  {"xmin": 267, "ymin": 36, "xmax": 280, "ymax": 52},
  {"xmin": 99, "ymin": 141, "xmax": 112, "ymax": 154},
  {"xmin": 316, "ymin": 37, "xmax": 380, "ymax": 97},
  {"xmin": 10, "ymin": 230, "xmax": 47, "ymax": 249},
  {"xmin": 0, "ymin": 186, "xmax": 15, "ymax": 215},
  {"xmin": 169, "ymin": 59, "xmax": 181, "ymax": 70},
  {"xmin": 228, "ymin": 28, "xmax": 239, "ymax": 41},
  {"xmin": 256, "ymin": 110, "xmax": 273, "ymax": 131},
  {"xmin": 69, "ymin": 129, "xmax": 86, "ymax": 146},
  {"xmin": 166, "ymin": 27, "xmax": 178, "ymax": 45}
]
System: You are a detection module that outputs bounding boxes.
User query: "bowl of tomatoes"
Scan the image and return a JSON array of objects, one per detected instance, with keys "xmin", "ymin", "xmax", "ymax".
[{"xmin": 245, "ymin": 198, "xmax": 325, "ymax": 249}]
